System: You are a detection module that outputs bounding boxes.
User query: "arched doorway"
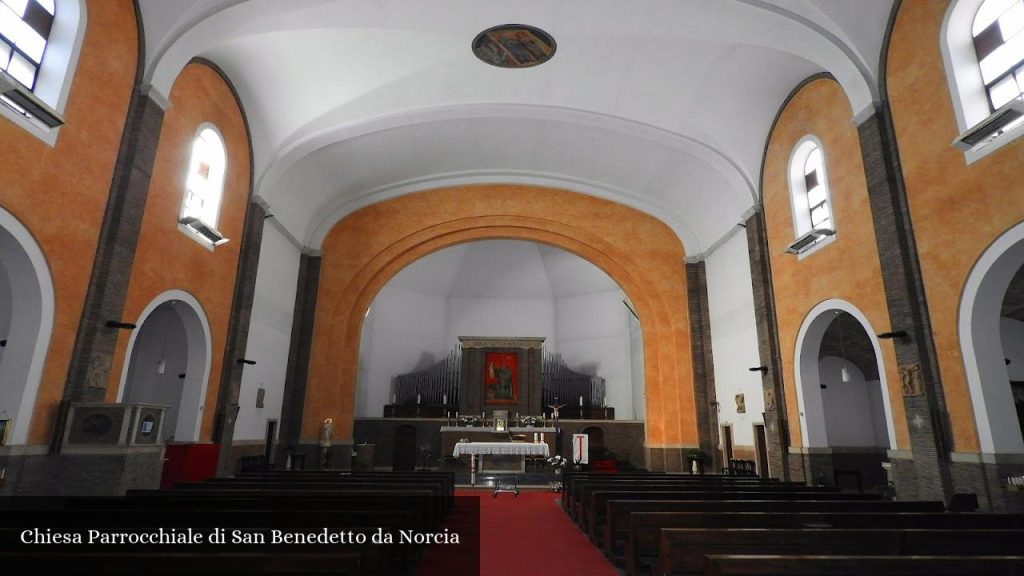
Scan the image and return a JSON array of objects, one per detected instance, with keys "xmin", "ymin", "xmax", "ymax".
[
  {"xmin": 0, "ymin": 207, "xmax": 54, "ymax": 446},
  {"xmin": 118, "ymin": 291, "xmax": 211, "ymax": 442},
  {"xmin": 794, "ymin": 300, "xmax": 896, "ymax": 490},
  {"xmin": 960, "ymin": 222, "xmax": 1024, "ymax": 454}
]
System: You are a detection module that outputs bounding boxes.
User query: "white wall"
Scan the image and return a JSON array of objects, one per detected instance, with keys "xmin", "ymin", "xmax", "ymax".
[
  {"xmin": 628, "ymin": 308, "xmax": 645, "ymax": 420},
  {"xmin": 557, "ymin": 290, "xmax": 633, "ymax": 414},
  {"xmin": 234, "ymin": 222, "xmax": 301, "ymax": 441},
  {"xmin": 445, "ymin": 297, "xmax": 556, "ymax": 347},
  {"xmin": 705, "ymin": 231, "xmax": 763, "ymax": 447},
  {"xmin": 1003, "ymin": 317, "xmax": 1024, "ymax": 382},
  {"xmin": 0, "ymin": 265, "xmax": 10, "ymax": 377},
  {"xmin": 818, "ymin": 356, "xmax": 887, "ymax": 447},
  {"xmin": 360, "ymin": 286, "xmax": 449, "ymax": 416}
]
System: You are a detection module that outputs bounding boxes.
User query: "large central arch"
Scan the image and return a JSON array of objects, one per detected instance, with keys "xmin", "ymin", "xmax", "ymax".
[{"xmin": 304, "ymin": 184, "xmax": 698, "ymax": 467}]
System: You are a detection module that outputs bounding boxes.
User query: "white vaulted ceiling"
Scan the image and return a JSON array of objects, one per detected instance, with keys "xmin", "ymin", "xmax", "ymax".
[{"xmin": 138, "ymin": 0, "xmax": 893, "ymax": 259}]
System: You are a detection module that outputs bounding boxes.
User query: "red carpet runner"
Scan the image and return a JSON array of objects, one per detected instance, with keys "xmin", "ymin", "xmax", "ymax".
[{"xmin": 419, "ymin": 489, "xmax": 618, "ymax": 576}]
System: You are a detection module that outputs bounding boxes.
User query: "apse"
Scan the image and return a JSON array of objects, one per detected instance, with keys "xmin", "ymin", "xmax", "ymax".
[{"xmin": 355, "ymin": 240, "xmax": 644, "ymax": 420}]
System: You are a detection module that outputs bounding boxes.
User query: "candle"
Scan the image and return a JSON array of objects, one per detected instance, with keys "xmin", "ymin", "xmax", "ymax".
[
  {"xmin": 533, "ymin": 432, "xmax": 538, "ymax": 443},
  {"xmin": 392, "ymin": 394, "xmax": 396, "ymax": 404},
  {"xmin": 416, "ymin": 393, "xmax": 421, "ymax": 405},
  {"xmin": 579, "ymin": 396, "xmax": 584, "ymax": 407},
  {"xmin": 456, "ymin": 411, "xmax": 459, "ymax": 420},
  {"xmin": 442, "ymin": 393, "xmax": 447, "ymax": 405}
]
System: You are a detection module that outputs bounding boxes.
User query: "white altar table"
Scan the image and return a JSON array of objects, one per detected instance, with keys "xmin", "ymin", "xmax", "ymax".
[{"xmin": 452, "ymin": 442, "xmax": 550, "ymax": 484}]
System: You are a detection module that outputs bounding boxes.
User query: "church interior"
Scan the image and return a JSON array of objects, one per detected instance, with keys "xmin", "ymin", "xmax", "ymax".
[{"xmin": 2, "ymin": 0, "xmax": 1024, "ymax": 573}]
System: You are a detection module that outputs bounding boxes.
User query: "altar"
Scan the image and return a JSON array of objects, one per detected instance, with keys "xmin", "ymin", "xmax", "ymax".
[{"xmin": 451, "ymin": 440, "xmax": 551, "ymax": 485}]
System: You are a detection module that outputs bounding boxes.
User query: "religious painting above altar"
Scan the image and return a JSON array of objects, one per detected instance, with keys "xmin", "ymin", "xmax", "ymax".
[{"xmin": 484, "ymin": 352, "xmax": 519, "ymax": 404}]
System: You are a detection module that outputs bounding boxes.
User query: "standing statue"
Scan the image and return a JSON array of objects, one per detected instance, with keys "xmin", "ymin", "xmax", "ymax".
[{"xmin": 319, "ymin": 417, "xmax": 334, "ymax": 469}]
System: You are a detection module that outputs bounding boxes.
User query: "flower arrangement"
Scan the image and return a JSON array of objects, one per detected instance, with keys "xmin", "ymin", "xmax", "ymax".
[
  {"xmin": 520, "ymin": 415, "xmax": 540, "ymax": 427},
  {"xmin": 547, "ymin": 455, "xmax": 568, "ymax": 470},
  {"xmin": 458, "ymin": 415, "xmax": 481, "ymax": 427}
]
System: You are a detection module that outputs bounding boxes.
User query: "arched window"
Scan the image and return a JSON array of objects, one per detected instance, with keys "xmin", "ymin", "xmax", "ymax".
[
  {"xmin": 179, "ymin": 126, "xmax": 229, "ymax": 248},
  {"xmin": 973, "ymin": 0, "xmax": 1024, "ymax": 111},
  {"xmin": 0, "ymin": 0, "xmax": 84, "ymax": 144},
  {"xmin": 786, "ymin": 137, "xmax": 835, "ymax": 256},
  {"xmin": 0, "ymin": 0, "xmax": 55, "ymax": 90},
  {"xmin": 944, "ymin": 0, "xmax": 1024, "ymax": 160}
]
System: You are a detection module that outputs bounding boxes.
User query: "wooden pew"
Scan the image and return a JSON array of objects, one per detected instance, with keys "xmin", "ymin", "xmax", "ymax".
[
  {"xmin": 231, "ymin": 471, "xmax": 455, "ymax": 506},
  {"xmin": 574, "ymin": 481, "xmax": 835, "ymax": 525},
  {"xmin": 120, "ymin": 488, "xmax": 440, "ymax": 529},
  {"xmin": 607, "ymin": 498, "xmax": 947, "ymax": 561},
  {"xmin": 702, "ymin": 554, "xmax": 1024, "ymax": 576},
  {"xmin": 565, "ymin": 476, "xmax": 786, "ymax": 516},
  {"xmin": 622, "ymin": 511, "xmax": 1024, "ymax": 576},
  {"xmin": 657, "ymin": 528, "xmax": 1024, "ymax": 576},
  {"xmin": 586, "ymin": 490, "xmax": 874, "ymax": 541}
]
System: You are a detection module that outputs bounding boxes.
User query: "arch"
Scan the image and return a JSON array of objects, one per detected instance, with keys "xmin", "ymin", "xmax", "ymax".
[
  {"xmin": 116, "ymin": 289, "xmax": 212, "ymax": 442},
  {"xmin": 303, "ymin": 185, "xmax": 695, "ymax": 453},
  {"xmin": 959, "ymin": 220, "xmax": 1024, "ymax": 454},
  {"xmin": 793, "ymin": 299, "xmax": 897, "ymax": 449},
  {"xmin": 0, "ymin": 206, "xmax": 54, "ymax": 445}
]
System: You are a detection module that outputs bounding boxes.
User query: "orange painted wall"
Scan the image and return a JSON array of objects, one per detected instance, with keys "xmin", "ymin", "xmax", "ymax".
[
  {"xmin": 106, "ymin": 62, "xmax": 251, "ymax": 440},
  {"xmin": 763, "ymin": 78, "xmax": 909, "ymax": 450},
  {"xmin": 0, "ymin": 1, "xmax": 138, "ymax": 444},
  {"xmin": 306, "ymin": 185, "xmax": 697, "ymax": 449},
  {"xmin": 887, "ymin": 1, "xmax": 1024, "ymax": 453}
]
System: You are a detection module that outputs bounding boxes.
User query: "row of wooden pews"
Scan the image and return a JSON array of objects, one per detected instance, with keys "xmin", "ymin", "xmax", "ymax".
[
  {"xmin": 0, "ymin": 470, "xmax": 460, "ymax": 576},
  {"xmin": 561, "ymin": 471, "xmax": 1024, "ymax": 576}
]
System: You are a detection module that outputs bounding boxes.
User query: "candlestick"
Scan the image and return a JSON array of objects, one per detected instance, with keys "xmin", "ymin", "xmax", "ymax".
[
  {"xmin": 443, "ymin": 393, "xmax": 447, "ymax": 405},
  {"xmin": 579, "ymin": 395, "xmax": 583, "ymax": 407},
  {"xmin": 416, "ymin": 393, "xmax": 421, "ymax": 405}
]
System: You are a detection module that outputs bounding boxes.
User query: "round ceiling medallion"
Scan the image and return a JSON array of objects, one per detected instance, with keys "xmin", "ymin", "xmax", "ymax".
[{"xmin": 472, "ymin": 24, "xmax": 556, "ymax": 68}]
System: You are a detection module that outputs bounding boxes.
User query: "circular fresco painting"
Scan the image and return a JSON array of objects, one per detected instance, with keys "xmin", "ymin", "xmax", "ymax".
[{"xmin": 473, "ymin": 24, "xmax": 556, "ymax": 68}]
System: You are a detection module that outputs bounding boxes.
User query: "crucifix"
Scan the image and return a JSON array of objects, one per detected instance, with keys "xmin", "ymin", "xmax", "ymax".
[{"xmin": 547, "ymin": 399, "xmax": 567, "ymax": 424}]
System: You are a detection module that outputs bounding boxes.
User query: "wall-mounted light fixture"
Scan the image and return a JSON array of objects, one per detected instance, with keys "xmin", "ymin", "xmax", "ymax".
[
  {"xmin": 237, "ymin": 358, "xmax": 257, "ymax": 366},
  {"xmin": 105, "ymin": 321, "xmax": 137, "ymax": 330},
  {"xmin": 877, "ymin": 331, "xmax": 908, "ymax": 340},
  {"xmin": 748, "ymin": 366, "xmax": 768, "ymax": 374}
]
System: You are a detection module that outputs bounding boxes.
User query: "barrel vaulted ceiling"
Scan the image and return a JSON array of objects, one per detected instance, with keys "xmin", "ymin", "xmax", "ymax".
[{"xmin": 138, "ymin": 0, "xmax": 893, "ymax": 259}]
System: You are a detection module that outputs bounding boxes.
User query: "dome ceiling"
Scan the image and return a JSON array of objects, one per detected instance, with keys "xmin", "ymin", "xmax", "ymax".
[{"xmin": 138, "ymin": 0, "xmax": 894, "ymax": 258}]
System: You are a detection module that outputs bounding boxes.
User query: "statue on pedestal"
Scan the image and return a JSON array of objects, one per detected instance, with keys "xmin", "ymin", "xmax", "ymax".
[{"xmin": 319, "ymin": 417, "xmax": 334, "ymax": 469}]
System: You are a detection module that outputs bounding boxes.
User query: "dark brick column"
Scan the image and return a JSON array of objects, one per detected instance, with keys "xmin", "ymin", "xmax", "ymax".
[
  {"xmin": 276, "ymin": 254, "xmax": 322, "ymax": 467},
  {"xmin": 858, "ymin": 108, "xmax": 953, "ymax": 502},
  {"xmin": 63, "ymin": 91, "xmax": 166, "ymax": 403},
  {"xmin": 686, "ymin": 261, "xmax": 720, "ymax": 471},
  {"xmin": 213, "ymin": 201, "xmax": 265, "ymax": 474},
  {"xmin": 745, "ymin": 212, "xmax": 795, "ymax": 481}
]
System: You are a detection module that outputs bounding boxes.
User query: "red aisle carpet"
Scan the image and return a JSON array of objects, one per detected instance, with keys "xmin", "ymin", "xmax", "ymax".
[{"xmin": 419, "ymin": 489, "xmax": 619, "ymax": 576}]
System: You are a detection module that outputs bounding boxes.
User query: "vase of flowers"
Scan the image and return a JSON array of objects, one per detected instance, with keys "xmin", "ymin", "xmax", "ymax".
[
  {"xmin": 547, "ymin": 455, "xmax": 568, "ymax": 475},
  {"xmin": 520, "ymin": 415, "xmax": 539, "ymax": 427},
  {"xmin": 458, "ymin": 415, "xmax": 481, "ymax": 427}
]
